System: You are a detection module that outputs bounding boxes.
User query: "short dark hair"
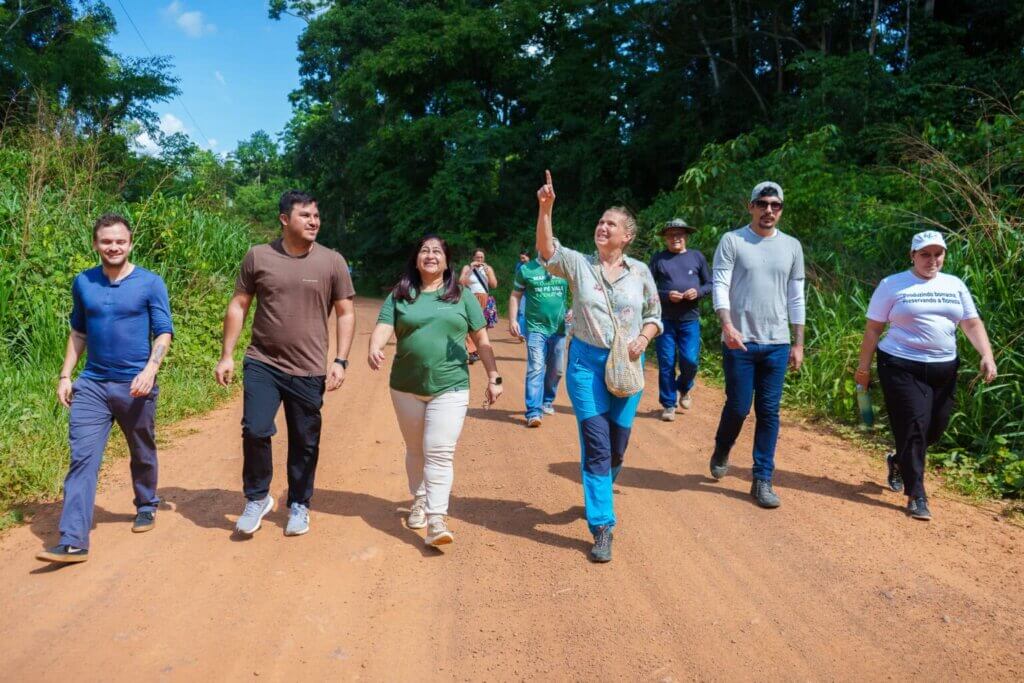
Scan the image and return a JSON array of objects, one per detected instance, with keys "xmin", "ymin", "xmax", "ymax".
[
  {"xmin": 279, "ymin": 190, "xmax": 317, "ymax": 217},
  {"xmin": 93, "ymin": 213, "xmax": 132, "ymax": 240},
  {"xmin": 519, "ymin": 249, "xmax": 530, "ymax": 257}
]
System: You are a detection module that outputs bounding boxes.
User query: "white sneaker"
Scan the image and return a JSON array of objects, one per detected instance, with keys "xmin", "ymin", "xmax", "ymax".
[
  {"xmin": 526, "ymin": 416, "xmax": 542, "ymax": 428},
  {"xmin": 540, "ymin": 404, "xmax": 555, "ymax": 415},
  {"xmin": 425, "ymin": 516, "xmax": 454, "ymax": 547},
  {"xmin": 679, "ymin": 391, "xmax": 693, "ymax": 410},
  {"xmin": 235, "ymin": 495, "xmax": 274, "ymax": 535},
  {"xmin": 407, "ymin": 495, "xmax": 427, "ymax": 529},
  {"xmin": 660, "ymin": 407, "xmax": 676, "ymax": 421}
]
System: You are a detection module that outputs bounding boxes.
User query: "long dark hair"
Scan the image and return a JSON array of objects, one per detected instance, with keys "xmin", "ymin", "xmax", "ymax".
[{"xmin": 392, "ymin": 234, "xmax": 463, "ymax": 304}]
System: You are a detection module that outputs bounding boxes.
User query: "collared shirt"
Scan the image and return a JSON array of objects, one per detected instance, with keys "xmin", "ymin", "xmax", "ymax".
[{"xmin": 540, "ymin": 239, "xmax": 662, "ymax": 349}]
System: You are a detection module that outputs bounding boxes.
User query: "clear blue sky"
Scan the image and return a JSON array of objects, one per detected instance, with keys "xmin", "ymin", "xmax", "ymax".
[{"xmin": 107, "ymin": 1, "xmax": 307, "ymax": 154}]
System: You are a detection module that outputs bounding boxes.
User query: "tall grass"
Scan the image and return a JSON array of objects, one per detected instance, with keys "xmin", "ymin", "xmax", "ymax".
[{"xmin": 0, "ymin": 107, "xmax": 255, "ymax": 522}]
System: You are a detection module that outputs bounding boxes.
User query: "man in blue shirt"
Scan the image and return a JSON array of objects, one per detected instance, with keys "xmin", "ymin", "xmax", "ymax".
[
  {"xmin": 649, "ymin": 218, "xmax": 712, "ymax": 421},
  {"xmin": 36, "ymin": 214, "xmax": 173, "ymax": 564}
]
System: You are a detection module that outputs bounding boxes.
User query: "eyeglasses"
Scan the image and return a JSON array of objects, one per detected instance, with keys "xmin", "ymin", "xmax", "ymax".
[{"xmin": 753, "ymin": 200, "xmax": 783, "ymax": 212}]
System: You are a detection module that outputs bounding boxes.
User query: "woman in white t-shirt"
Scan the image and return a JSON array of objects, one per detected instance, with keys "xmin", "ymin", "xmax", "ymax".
[
  {"xmin": 855, "ymin": 231, "xmax": 997, "ymax": 521},
  {"xmin": 459, "ymin": 248, "xmax": 498, "ymax": 363}
]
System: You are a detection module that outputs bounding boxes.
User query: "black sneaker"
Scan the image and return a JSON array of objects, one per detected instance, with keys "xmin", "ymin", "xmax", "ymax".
[
  {"xmin": 36, "ymin": 544, "xmax": 89, "ymax": 563},
  {"xmin": 908, "ymin": 497, "xmax": 932, "ymax": 521},
  {"xmin": 132, "ymin": 511, "xmax": 156, "ymax": 533},
  {"xmin": 885, "ymin": 452, "xmax": 904, "ymax": 493},
  {"xmin": 589, "ymin": 526, "xmax": 613, "ymax": 563},
  {"xmin": 709, "ymin": 449, "xmax": 730, "ymax": 480},
  {"xmin": 750, "ymin": 479, "xmax": 781, "ymax": 508}
]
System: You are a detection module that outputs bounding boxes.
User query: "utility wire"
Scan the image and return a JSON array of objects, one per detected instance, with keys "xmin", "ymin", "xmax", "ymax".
[{"xmin": 113, "ymin": 0, "xmax": 212, "ymax": 145}]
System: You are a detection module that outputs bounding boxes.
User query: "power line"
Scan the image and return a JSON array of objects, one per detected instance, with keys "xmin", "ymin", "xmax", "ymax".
[{"xmin": 113, "ymin": 0, "xmax": 212, "ymax": 145}]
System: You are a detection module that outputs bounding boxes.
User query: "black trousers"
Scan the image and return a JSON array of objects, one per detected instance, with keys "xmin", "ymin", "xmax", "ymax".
[
  {"xmin": 876, "ymin": 350, "xmax": 959, "ymax": 499},
  {"xmin": 241, "ymin": 358, "xmax": 326, "ymax": 507}
]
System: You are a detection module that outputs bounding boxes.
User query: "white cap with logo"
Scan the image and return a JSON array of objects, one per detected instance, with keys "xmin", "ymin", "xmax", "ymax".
[
  {"xmin": 750, "ymin": 181, "xmax": 783, "ymax": 202},
  {"xmin": 911, "ymin": 230, "xmax": 947, "ymax": 251}
]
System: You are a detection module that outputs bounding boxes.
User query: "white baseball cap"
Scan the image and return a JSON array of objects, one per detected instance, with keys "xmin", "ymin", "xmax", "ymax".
[
  {"xmin": 911, "ymin": 230, "xmax": 947, "ymax": 251},
  {"xmin": 750, "ymin": 181, "xmax": 783, "ymax": 202}
]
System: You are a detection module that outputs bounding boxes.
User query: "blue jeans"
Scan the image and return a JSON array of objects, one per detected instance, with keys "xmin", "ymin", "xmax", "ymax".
[
  {"xmin": 713, "ymin": 343, "xmax": 789, "ymax": 482},
  {"xmin": 517, "ymin": 294, "xmax": 528, "ymax": 337},
  {"xmin": 565, "ymin": 339, "xmax": 644, "ymax": 535},
  {"xmin": 59, "ymin": 377, "xmax": 160, "ymax": 549},
  {"xmin": 655, "ymin": 319, "xmax": 701, "ymax": 408},
  {"xmin": 524, "ymin": 331, "xmax": 566, "ymax": 419}
]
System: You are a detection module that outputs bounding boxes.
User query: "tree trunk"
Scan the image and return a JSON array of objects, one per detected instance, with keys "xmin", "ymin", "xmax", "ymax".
[
  {"xmin": 729, "ymin": 0, "xmax": 739, "ymax": 58},
  {"xmin": 694, "ymin": 15, "xmax": 721, "ymax": 93},
  {"xmin": 774, "ymin": 13, "xmax": 784, "ymax": 94},
  {"xmin": 868, "ymin": 0, "xmax": 880, "ymax": 55},
  {"xmin": 924, "ymin": 0, "xmax": 935, "ymax": 19},
  {"xmin": 904, "ymin": 0, "xmax": 911, "ymax": 69}
]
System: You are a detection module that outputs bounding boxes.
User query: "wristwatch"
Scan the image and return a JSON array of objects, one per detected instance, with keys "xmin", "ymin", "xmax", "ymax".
[
  {"xmin": 333, "ymin": 358, "xmax": 349, "ymax": 370},
  {"xmin": 489, "ymin": 376, "xmax": 503, "ymax": 385}
]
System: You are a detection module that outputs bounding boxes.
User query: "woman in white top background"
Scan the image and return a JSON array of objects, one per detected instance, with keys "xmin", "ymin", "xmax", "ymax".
[
  {"xmin": 460, "ymin": 248, "xmax": 498, "ymax": 363},
  {"xmin": 855, "ymin": 230, "xmax": 997, "ymax": 521}
]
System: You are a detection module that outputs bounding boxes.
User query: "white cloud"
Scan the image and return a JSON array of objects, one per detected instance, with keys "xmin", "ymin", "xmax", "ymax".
[
  {"xmin": 134, "ymin": 130, "xmax": 161, "ymax": 156},
  {"xmin": 214, "ymin": 70, "xmax": 226, "ymax": 86},
  {"xmin": 207, "ymin": 138, "xmax": 218, "ymax": 149},
  {"xmin": 159, "ymin": 113, "xmax": 188, "ymax": 136},
  {"xmin": 164, "ymin": 1, "xmax": 216, "ymax": 38}
]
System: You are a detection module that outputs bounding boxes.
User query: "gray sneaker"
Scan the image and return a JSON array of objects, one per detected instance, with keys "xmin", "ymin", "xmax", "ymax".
[
  {"xmin": 678, "ymin": 391, "xmax": 693, "ymax": 410},
  {"xmin": 541, "ymin": 404, "xmax": 555, "ymax": 415},
  {"xmin": 235, "ymin": 495, "xmax": 274, "ymax": 535},
  {"xmin": 709, "ymin": 449, "xmax": 730, "ymax": 480},
  {"xmin": 407, "ymin": 495, "xmax": 427, "ymax": 529},
  {"xmin": 285, "ymin": 502, "xmax": 310, "ymax": 536},
  {"xmin": 660, "ymin": 406, "xmax": 676, "ymax": 421},
  {"xmin": 750, "ymin": 479, "xmax": 781, "ymax": 508},
  {"xmin": 425, "ymin": 516, "xmax": 454, "ymax": 547}
]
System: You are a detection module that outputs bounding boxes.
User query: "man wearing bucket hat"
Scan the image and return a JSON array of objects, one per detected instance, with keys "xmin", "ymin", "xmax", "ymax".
[
  {"xmin": 709, "ymin": 181, "xmax": 806, "ymax": 508},
  {"xmin": 855, "ymin": 230, "xmax": 996, "ymax": 520},
  {"xmin": 649, "ymin": 218, "xmax": 712, "ymax": 421}
]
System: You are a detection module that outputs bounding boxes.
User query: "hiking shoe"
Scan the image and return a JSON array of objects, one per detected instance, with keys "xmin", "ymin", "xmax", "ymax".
[
  {"xmin": 750, "ymin": 479, "xmax": 781, "ymax": 508},
  {"xmin": 540, "ymin": 404, "xmax": 555, "ymax": 415},
  {"xmin": 132, "ymin": 510, "xmax": 156, "ymax": 533},
  {"xmin": 407, "ymin": 495, "xmax": 427, "ymax": 529},
  {"xmin": 285, "ymin": 502, "xmax": 310, "ymax": 536},
  {"xmin": 526, "ymin": 416, "xmax": 542, "ymax": 428},
  {"xmin": 425, "ymin": 516, "xmax": 454, "ymax": 547},
  {"xmin": 589, "ymin": 526, "xmax": 613, "ymax": 563},
  {"xmin": 679, "ymin": 391, "xmax": 693, "ymax": 410},
  {"xmin": 36, "ymin": 544, "xmax": 88, "ymax": 564},
  {"xmin": 885, "ymin": 452, "xmax": 904, "ymax": 493},
  {"xmin": 908, "ymin": 497, "xmax": 932, "ymax": 521},
  {"xmin": 660, "ymin": 407, "xmax": 676, "ymax": 421},
  {"xmin": 709, "ymin": 449, "xmax": 730, "ymax": 480},
  {"xmin": 235, "ymin": 495, "xmax": 274, "ymax": 535}
]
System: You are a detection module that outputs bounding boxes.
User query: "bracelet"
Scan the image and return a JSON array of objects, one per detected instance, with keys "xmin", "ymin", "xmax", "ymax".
[
  {"xmin": 59, "ymin": 375, "xmax": 70, "ymax": 380},
  {"xmin": 637, "ymin": 334, "xmax": 649, "ymax": 344}
]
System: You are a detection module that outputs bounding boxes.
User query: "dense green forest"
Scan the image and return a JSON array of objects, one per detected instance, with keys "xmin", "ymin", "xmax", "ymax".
[{"xmin": 0, "ymin": 0, "xmax": 1021, "ymax": 520}]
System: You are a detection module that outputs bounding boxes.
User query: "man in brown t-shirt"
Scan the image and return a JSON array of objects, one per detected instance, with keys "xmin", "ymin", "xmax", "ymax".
[{"xmin": 215, "ymin": 190, "xmax": 356, "ymax": 537}]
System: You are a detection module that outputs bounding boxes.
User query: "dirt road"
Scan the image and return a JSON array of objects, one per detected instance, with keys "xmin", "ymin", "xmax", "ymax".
[{"xmin": 1, "ymin": 298, "xmax": 1021, "ymax": 681}]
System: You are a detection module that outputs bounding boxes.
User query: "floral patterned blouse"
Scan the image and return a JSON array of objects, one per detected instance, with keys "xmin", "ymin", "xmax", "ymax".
[{"xmin": 541, "ymin": 239, "xmax": 663, "ymax": 349}]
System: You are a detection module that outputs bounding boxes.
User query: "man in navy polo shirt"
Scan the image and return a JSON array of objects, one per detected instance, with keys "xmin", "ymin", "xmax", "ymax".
[{"xmin": 37, "ymin": 214, "xmax": 173, "ymax": 564}]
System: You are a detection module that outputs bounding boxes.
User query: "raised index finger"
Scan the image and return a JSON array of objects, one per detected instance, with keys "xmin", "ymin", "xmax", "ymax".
[{"xmin": 545, "ymin": 169, "xmax": 553, "ymax": 188}]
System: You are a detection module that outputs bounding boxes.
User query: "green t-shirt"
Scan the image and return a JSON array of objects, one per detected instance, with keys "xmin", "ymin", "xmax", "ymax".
[
  {"xmin": 377, "ymin": 287, "xmax": 486, "ymax": 396},
  {"xmin": 513, "ymin": 260, "xmax": 569, "ymax": 335}
]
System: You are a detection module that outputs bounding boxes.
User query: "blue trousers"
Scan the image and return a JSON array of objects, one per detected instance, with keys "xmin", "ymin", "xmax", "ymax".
[
  {"xmin": 517, "ymin": 294, "xmax": 528, "ymax": 337},
  {"xmin": 524, "ymin": 331, "xmax": 566, "ymax": 419},
  {"xmin": 565, "ymin": 339, "xmax": 643, "ymax": 535},
  {"xmin": 713, "ymin": 343, "xmax": 789, "ymax": 481},
  {"xmin": 655, "ymin": 319, "xmax": 701, "ymax": 408},
  {"xmin": 59, "ymin": 377, "xmax": 160, "ymax": 549}
]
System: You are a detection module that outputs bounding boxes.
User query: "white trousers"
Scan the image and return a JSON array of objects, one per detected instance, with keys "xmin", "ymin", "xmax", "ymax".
[{"xmin": 389, "ymin": 389, "xmax": 470, "ymax": 516}]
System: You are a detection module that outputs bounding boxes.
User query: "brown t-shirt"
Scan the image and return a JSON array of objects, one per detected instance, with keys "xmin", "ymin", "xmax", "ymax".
[{"xmin": 235, "ymin": 239, "xmax": 355, "ymax": 376}]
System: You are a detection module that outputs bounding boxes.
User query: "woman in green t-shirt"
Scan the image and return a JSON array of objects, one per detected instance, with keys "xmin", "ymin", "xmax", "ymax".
[{"xmin": 368, "ymin": 235, "xmax": 503, "ymax": 548}]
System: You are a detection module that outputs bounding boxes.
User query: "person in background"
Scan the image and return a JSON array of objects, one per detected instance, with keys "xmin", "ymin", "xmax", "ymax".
[
  {"xmin": 855, "ymin": 230, "xmax": 996, "ymax": 521},
  {"xmin": 649, "ymin": 218, "xmax": 712, "ymax": 421},
  {"xmin": 509, "ymin": 251, "xmax": 570, "ymax": 427},
  {"xmin": 535, "ymin": 170, "xmax": 662, "ymax": 563},
  {"xmin": 709, "ymin": 182, "xmax": 805, "ymax": 509},
  {"xmin": 513, "ymin": 250, "xmax": 531, "ymax": 342},
  {"xmin": 369, "ymin": 234, "xmax": 503, "ymax": 547},
  {"xmin": 215, "ymin": 190, "xmax": 356, "ymax": 538},
  {"xmin": 37, "ymin": 213, "xmax": 173, "ymax": 564},
  {"xmin": 459, "ymin": 248, "xmax": 497, "ymax": 363}
]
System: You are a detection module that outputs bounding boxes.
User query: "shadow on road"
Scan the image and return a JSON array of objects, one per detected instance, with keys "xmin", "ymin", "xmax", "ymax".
[
  {"xmin": 466, "ymin": 405, "xmax": 575, "ymax": 424},
  {"xmin": 25, "ymin": 500, "xmax": 135, "ymax": 546},
  {"xmin": 547, "ymin": 462, "xmax": 904, "ymax": 512}
]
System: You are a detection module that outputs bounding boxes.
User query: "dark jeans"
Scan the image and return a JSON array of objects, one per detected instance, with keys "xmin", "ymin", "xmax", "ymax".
[
  {"xmin": 59, "ymin": 378, "xmax": 160, "ymax": 549},
  {"xmin": 876, "ymin": 350, "xmax": 959, "ymax": 499},
  {"xmin": 241, "ymin": 358, "xmax": 325, "ymax": 508},
  {"xmin": 714, "ymin": 343, "xmax": 790, "ymax": 481},
  {"xmin": 655, "ymin": 319, "xmax": 701, "ymax": 408}
]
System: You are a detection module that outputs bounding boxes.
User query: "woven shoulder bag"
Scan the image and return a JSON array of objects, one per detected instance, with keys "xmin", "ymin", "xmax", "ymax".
[{"xmin": 593, "ymin": 264, "xmax": 644, "ymax": 398}]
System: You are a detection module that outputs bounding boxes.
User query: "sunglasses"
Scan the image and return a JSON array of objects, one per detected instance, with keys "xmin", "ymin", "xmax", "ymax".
[{"xmin": 753, "ymin": 199, "xmax": 783, "ymax": 212}]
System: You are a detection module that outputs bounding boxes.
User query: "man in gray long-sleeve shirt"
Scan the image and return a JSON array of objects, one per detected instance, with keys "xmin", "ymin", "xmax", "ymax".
[{"xmin": 708, "ymin": 181, "xmax": 805, "ymax": 508}]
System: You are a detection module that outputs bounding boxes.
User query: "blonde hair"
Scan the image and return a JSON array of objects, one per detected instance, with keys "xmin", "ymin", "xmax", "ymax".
[{"xmin": 606, "ymin": 206, "xmax": 638, "ymax": 240}]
